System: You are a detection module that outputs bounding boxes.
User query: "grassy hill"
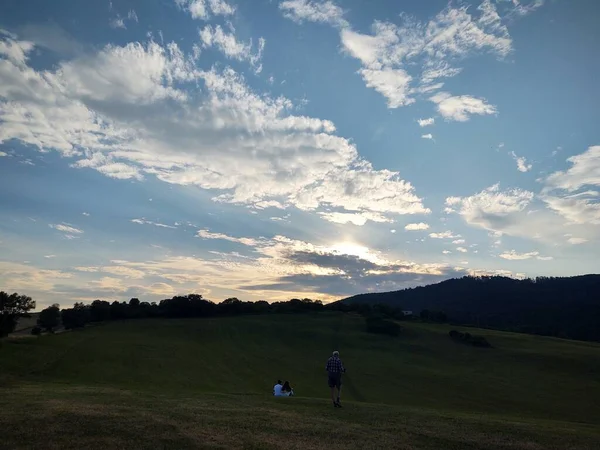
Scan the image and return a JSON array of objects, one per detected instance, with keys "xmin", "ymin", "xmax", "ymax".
[{"xmin": 1, "ymin": 313, "xmax": 600, "ymax": 449}]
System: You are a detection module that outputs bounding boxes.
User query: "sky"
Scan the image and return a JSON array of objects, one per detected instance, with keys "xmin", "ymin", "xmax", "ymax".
[{"xmin": 0, "ymin": 0, "xmax": 599, "ymax": 309}]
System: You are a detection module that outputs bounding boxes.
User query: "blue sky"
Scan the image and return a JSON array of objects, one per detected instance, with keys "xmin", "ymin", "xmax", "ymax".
[{"xmin": 1, "ymin": 0, "xmax": 599, "ymax": 309}]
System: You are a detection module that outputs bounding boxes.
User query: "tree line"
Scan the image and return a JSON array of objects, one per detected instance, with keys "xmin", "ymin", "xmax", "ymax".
[{"xmin": 2, "ymin": 291, "xmax": 435, "ymax": 337}]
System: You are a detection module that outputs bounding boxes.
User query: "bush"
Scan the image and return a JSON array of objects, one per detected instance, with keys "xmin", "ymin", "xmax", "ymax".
[
  {"xmin": 365, "ymin": 316, "xmax": 401, "ymax": 336},
  {"xmin": 449, "ymin": 330, "xmax": 492, "ymax": 348},
  {"xmin": 31, "ymin": 326, "xmax": 42, "ymax": 336}
]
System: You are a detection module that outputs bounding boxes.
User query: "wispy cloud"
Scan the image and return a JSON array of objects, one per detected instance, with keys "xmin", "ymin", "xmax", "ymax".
[
  {"xmin": 279, "ymin": 0, "xmax": 348, "ymax": 27},
  {"xmin": 510, "ymin": 151, "xmax": 532, "ymax": 172},
  {"xmin": 499, "ymin": 250, "xmax": 552, "ymax": 260},
  {"xmin": 430, "ymin": 92, "xmax": 497, "ymax": 122},
  {"xmin": 331, "ymin": 0, "xmax": 516, "ymax": 109},
  {"xmin": 429, "ymin": 231, "xmax": 460, "ymax": 239},
  {"xmin": 421, "ymin": 133, "xmax": 434, "ymax": 140},
  {"xmin": 109, "ymin": 17, "xmax": 126, "ymax": 29},
  {"xmin": 175, "ymin": 0, "xmax": 235, "ymax": 20},
  {"xmin": 405, "ymin": 222, "xmax": 429, "ymax": 231},
  {"xmin": 131, "ymin": 218, "xmax": 177, "ymax": 229},
  {"xmin": 199, "ymin": 25, "xmax": 265, "ymax": 72},
  {"xmin": 49, "ymin": 223, "xmax": 84, "ymax": 239},
  {"xmin": 49, "ymin": 223, "xmax": 83, "ymax": 234},
  {"xmin": 418, "ymin": 117, "xmax": 434, "ymax": 127},
  {"xmin": 567, "ymin": 237, "xmax": 588, "ymax": 245}
]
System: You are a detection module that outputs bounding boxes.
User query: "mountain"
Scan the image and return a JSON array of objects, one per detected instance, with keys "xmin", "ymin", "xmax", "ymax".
[{"xmin": 339, "ymin": 275, "xmax": 600, "ymax": 342}]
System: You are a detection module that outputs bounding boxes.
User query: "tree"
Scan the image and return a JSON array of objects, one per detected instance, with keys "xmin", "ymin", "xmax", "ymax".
[
  {"xmin": 38, "ymin": 304, "xmax": 60, "ymax": 333},
  {"xmin": 90, "ymin": 300, "xmax": 111, "ymax": 322},
  {"xmin": 0, "ymin": 291, "xmax": 36, "ymax": 337},
  {"xmin": 61, "ymin": 303, "xmax": 90, "ymax": 330},
  {"xmin": 129, "ymin": 298, "xmax": 140, "ymax": 307}
]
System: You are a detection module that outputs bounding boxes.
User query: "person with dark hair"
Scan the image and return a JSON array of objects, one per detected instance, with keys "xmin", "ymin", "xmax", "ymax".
[
  {"xmin": 281, "ymin": 381, "xmax": 294, "ymax": 396},
  {"xmin": 326, "ymin": 350, "xmax": 345, "ymax": 407}
]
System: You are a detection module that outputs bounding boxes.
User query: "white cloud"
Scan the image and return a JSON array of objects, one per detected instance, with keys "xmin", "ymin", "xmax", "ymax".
[
  {"xmin": 544, "ymin": 145, "xmax": 600, "ymax": 192},
  {"xmin": 510, "ymin": 151, "xmax": 532, "ymax": 172},
  {"xmin": 429, "ymin": 231, "xmax": 460, "ymax": 239},
  {"xmin": 199, "ymin": 25, "xmax": 265, "ymax": 70},
  {"xmin": 421, "ymin": 133, "xmax": 434, "ymax": 141},
  {"xmin": 109, "ymin": 17, "xmax": 126, "ymax": 29},
  {"xmin": 175, "ymin": 0, "xmax": 235, "ymax": 20},
  {"xmin": 456, "ymin": 247, "xmax": 468, "ymax": 253},
  {"xmin": 131, "ymin": 218, "xmax": 177, "ymax": 229},
  {"xmin": 418, "ymin": 117, "xmax": 434, "ymax": 127},
  {"xmin": 0, "ymin": 32, "xmax": 430, "ymax": 225},
  {"xmin": 0, "ymin": 151, "xmax": 7, "ymax": 157},
  {"xmin": 430, "ymin": 92, "xmax": 497, "ymax": 122},
  {"xmin": 128, "ymin": 10, "xmax": 139, "ymax": 22},
  {"xmin": 567, "ymin": 237, "xmax": 588, "ymax": 245},
  {"xmin": 405, "ymin": 222, "xmax": 429, "ymax": 231},
  {"xmin": 49, "ymin": 223, "xmax": 83, "ymax": 234},
  {"xmin": 82, "ymin": 212, "xmax": 90, "ymax": 216},
  {"xmin": 318, "ymin": 211, "xmax": 392, "ymax": 226},
  {"xmin": 197, "ymin": 229, "xmax": 260, "ymax": 247},
  {"xmin": 511, "ymin": 0, "xmax": 545, "ymax": 17},
  {"xmin": 279, "ymin": 0, "xmax": 348, "ymax": 27},
  {"xmin": 336, "ymin": 2, "xmax": 513, "ymax": 108},
  {"xmin": 499, "ymin": 250, "xmax": 539, "ymax": 260},
  {"xmin": 445, "ymin": 184, "xmax": 534, "ymax": 231},
  {"xmin": 541, "ymin": 146, "xmax": 600, "ymax": 225},
  {"xmin": 359, "ymin": 68, "xmax": 414, "ymax": 108},
  {"xmin": 452, "ymin": 239, "xmax": 466, "ymax": 244},
  {"xmin": 442, "ymin": 250, "xmax": 451, "ymax": 254}
]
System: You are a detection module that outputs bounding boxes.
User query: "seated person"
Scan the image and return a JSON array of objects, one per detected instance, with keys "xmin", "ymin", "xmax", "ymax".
[
  {"xmin": 273, "ymin": 379, "xmax": 292, "ymax": 397},
  {"xmin": 273, "ymin": 380, "xmax": 285, "ymax": 396},
  {"xmin": 281, "ymin": 381, "xmax": 294, "ymax": 396}
]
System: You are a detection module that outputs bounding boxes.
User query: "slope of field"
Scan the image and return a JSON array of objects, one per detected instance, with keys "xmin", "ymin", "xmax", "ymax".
[{"xmin": 1, "ymin": 313, "xmax": 600, "ymax": 449}]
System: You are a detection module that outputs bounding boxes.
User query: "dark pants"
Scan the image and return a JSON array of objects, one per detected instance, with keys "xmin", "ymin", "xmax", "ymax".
[{"xmin": 328, "ymin": 372, "xmax": 342, "ymax": 389}]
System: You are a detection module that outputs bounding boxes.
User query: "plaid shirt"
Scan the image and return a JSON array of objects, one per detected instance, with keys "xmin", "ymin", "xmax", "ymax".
[{"xmin": 326, "ymin": 356, "xmax": 345, "ymax": 374}]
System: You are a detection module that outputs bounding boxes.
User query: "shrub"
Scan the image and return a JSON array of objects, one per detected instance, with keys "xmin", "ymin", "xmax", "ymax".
[
  {"xmin": 31, "ymin": 326, "xmax": 42, "ymax": 336},
  {"xmin": 365, "ymin": 316, "xmax": 401, "ymax": 336},
  {"xmin": 449, "ymin": 329, "xmax": 492, "ymax": 348}
]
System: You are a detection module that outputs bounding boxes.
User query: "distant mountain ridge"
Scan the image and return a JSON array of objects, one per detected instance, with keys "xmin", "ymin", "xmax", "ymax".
[{"xmin": 339, "ymin": 274, "xmax": 600, "ymax": 342}]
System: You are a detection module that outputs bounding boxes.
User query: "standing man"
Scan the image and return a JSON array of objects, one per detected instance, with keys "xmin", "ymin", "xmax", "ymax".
[{"xmin": 326, "ymin": 350, "xmax": 345, "ymax": 407}]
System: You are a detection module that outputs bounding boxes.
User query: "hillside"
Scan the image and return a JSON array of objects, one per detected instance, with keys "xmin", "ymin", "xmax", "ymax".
[
  {"xmin": 1, "ymin": 313, "xmax": 600, "ymax": 449},
  {"xmin": 341, "ymin": 274, "xmax": 600, "ymax": 341}
]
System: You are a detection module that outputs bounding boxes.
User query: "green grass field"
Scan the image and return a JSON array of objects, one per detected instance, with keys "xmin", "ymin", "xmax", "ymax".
[{"xmin": 1, "ymin": 312, "xmax": 600, "ymax": 449}]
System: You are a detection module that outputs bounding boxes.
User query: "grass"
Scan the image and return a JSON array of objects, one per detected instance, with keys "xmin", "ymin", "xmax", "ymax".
[{"xmin": 1, "ymin": 312, "xmax": 600, "ymax": 449}]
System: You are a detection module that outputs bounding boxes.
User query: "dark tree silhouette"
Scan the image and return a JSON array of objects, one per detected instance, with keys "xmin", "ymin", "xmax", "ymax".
[
  {"xmin": 61, "ymin": 303, "xmax": 90, "ymax": 329},
  {"xmin": 38, "ymin": 304, "xmax": 61, "ymax": 333},
  {"xmin": 0, "ymin": 291, "xmax": 35, "ymax": 337}
]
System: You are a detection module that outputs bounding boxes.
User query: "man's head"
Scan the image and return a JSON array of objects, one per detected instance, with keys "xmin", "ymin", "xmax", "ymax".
[
  {"xmin": 333, "ymin": 351, "xmax": 339, "ymax": 357},
  {"xmin": 277, "ymin": 379, "xmax": 282, "ymax": 385}
]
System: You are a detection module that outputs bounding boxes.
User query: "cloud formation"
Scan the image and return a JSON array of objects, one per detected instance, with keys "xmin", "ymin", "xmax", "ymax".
[
  {"xmin": 175, "ymin": 0, "xmax": 235, "ymax": 20},
  {"xmin": 0, "ymin": 30, "xmax": 429, "ymax": 225},
  {"xmin": 430, "ymin": 92, "xmax": 497, "ymax": 122},
  {"xmin": 510, "ymin": 151, "xmax": 532, "ymax": 172},
  {"xmin": 418, "ymin": 117, "xmax": 434, "ymax": 127},
  {"xmin": 279, "ymin": 0, "xmax": 348, "ymax": 27},
  {"xmin": 405, "ymin": 222, "xmax": 429, "ymax": 231}
]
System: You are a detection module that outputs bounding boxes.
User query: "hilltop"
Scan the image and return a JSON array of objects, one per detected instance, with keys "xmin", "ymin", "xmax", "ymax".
[
  {"xmin": 340, "ymin": 274, "xmax": 600, "ymax": 341},
  {"xmin": 1, "ymin": 313, "xmax": 600, "ymax": 449}
]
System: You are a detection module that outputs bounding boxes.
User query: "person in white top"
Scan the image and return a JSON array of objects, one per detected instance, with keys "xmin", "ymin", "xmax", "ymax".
[{"xmin": 273, "ymin": 380, "xmax": 291, "ymax": 397}]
